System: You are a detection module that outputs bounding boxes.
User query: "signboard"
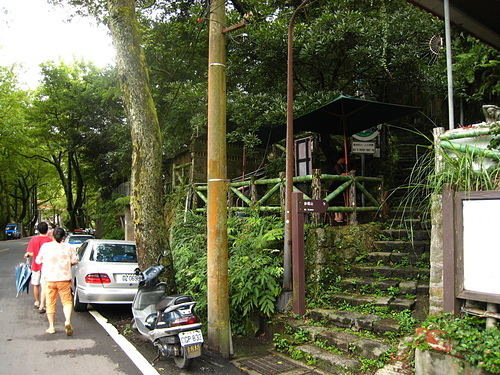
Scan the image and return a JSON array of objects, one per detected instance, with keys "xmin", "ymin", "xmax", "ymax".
[
  {"xmin": 462, "ymin": 199, "xmax": 500, "ymax": 295},
  {"xmin": 298, "ymin": 199, "xmax": 328, "ymax": 213},
  {"xmin": 352, "ymin": 141, "xmax": 376, "ymax": 154}
]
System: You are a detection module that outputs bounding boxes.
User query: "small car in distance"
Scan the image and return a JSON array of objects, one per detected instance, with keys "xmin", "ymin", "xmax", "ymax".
[
  {"xmin": 72, "ymin": 239, "xmax": 139, "ymax": 311},
  {"xmin": 65, "ymin": 234, "xmax": 95, "ymax": 250}
]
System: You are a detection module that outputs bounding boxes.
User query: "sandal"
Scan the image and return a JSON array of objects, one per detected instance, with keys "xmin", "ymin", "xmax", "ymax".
[
  {"xmin": 65, "ymin": 323, "xmax": 74, "ymax": 336},
  {"xmin": 34, "ymin": 302, "xmax": 40, "ymax": 309},
  {"xmin": 46, "ymin": 328, "xmax": 56, "ymax": 334},
  {"xmin": 38, "ymin": 308, "xmax": 46, "ymax": 314}
]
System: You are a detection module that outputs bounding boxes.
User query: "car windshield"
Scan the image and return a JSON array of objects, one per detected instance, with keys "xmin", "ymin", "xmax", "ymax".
[
  {"xmin": 93, "ymin": 243, "xmax": 137, "ymax": 263},
  {"xmin": 68, "ymin": 235, "xmax": 94, "ymax": 244}
]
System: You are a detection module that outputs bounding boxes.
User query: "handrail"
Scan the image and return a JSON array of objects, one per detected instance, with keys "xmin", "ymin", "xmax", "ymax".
[{"xmin": 190, "ymin": 173, "xmax": 383, "ymax": 217}]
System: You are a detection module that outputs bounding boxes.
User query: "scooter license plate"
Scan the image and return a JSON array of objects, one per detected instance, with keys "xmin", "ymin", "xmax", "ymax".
[
  {"xmin": 185, "ymin": 343, "xmax": 202, "ymax": 358},
  {"xmin": 179, "ymin": 329, "xmax": 204, "ymax": 347}
]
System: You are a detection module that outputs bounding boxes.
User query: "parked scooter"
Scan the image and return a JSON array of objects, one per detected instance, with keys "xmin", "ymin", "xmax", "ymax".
[{"xmin": 131, "ymin": 263, "xmax": 203, "ymax": 369}]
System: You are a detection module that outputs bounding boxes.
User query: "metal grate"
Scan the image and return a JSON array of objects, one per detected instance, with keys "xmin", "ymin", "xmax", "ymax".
[{"xmin": 239, "ymin": 355, "xmax": 299, "ymax": 375}]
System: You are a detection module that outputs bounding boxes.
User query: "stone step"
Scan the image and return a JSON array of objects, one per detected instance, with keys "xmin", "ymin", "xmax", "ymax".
[
  {"xmin": 340, "ymin": 277, "xmax": 428, "ymax": 296},
  {"xmin": 294, "ymin": 344, "xmax": 361, "ymax": 375},
  {"xmin": 386, "ymin": 217, "xmax": 431, "ymax": 230},
  {"xmin": 374, "ymin": 240, "xmax": 430, "ymax": 255},
  {"xmin": 327, "ymin": 292, "xmax": 415, "ymax": 312},
  {"xmin": 381, "ymin": 228, "xmax": 430, "ymax": 241},
  {"xmin": 290, "ymin": 325, "xmax": 392, "ymax": 361},
  {"xmin": 365, "ymin": 251, "xmax": 421, "ymax": 265},
  {"xmin": 349, "ymin": 265, "xmax": 430, "ymax": 280},
  {"xmin": 306, "ymin": 308, "xmax": 401, "ymax": 334}
]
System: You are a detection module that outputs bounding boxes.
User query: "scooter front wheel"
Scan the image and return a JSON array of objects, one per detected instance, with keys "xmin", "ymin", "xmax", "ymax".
[{"xmin": 173, "ymin": 347, "xmax": 193, "ymax": 369}]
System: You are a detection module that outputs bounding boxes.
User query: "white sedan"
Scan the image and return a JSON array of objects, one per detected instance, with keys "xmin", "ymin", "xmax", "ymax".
[{"xmin": 72, "ymin": 239, "xmax": 139, "ymax": 311}]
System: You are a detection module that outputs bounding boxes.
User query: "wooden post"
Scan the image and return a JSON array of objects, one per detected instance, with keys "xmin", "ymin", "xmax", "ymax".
[
  {"xmin": 348, "ymin": 173, "xmax": 357, "ymax": 225},
  {"xmin": 250, "ymin": 176, "xmax": 258, "ymax": 205},
  {"xmin": 311, "ymin": 169, "xmax": 322, "ymax": 226}
]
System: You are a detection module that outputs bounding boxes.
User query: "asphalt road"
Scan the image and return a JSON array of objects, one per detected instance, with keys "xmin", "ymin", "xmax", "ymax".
[{"xmin": 0, "ymin": 237, "xmax": 248, "ymax": 375}]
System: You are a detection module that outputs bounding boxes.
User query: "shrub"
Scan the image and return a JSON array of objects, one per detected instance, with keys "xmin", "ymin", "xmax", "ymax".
[{"xmin": 170, "ymin": 211, "xmax": 284, "ymax": 335}]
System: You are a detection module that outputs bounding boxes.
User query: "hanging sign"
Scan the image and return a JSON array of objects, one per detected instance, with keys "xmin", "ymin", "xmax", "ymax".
[{"xmin": 353, "ymin": 128, "xmax": 379, "ymax": 141}]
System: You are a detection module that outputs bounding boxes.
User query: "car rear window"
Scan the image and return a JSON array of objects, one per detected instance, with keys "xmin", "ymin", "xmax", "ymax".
[
  {"xmin": 68, "ymin": 236, "xmax": 94, "ymax": 244},
  {"xmin": 93, "ymin": 244, "xmax": 138, "ymax": 263}
]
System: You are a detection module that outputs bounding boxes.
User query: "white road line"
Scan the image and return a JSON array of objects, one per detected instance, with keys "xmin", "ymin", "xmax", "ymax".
[{"xmin": 89, "ymin": 309, "xmax": 160, "ymax": 375}]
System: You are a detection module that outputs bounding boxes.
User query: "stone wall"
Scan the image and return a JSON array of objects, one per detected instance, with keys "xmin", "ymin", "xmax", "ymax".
[
  {"xmin": 305, "ymin": 224, "xmax": 383, "ymax": 284},
  {"xmin": 415, "ymin": 349, "xmax": 494, "ymax": 375},
  {"xmin": 429, "ymin": 194, "xmax": 444, "ymax": 315}
]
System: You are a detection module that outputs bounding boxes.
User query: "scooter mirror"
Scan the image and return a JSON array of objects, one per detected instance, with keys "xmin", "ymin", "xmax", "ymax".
[{"xmin": 134, "ymin": 267, "xmax": 142, "ymax": 275}]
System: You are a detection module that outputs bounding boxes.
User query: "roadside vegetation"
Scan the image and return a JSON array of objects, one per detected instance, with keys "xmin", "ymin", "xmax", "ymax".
[
  {"xmin": 415, "ymin": 313, "xmax": 500, "ymax": 374},
  {"xmin": 1, "ymin": 0, "xmax": 499, "ymax": 314}
]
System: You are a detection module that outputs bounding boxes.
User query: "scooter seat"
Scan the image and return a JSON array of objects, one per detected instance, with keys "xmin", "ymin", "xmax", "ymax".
[{"xmin": 155, "ymin": 294, "xmax": 194, "ymax": 311}]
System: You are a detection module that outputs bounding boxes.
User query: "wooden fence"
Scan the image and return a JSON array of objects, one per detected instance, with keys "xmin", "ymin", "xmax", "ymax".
[{"xmin": 180, "ymin": 168, "xmax": 384, "ymax": 224}]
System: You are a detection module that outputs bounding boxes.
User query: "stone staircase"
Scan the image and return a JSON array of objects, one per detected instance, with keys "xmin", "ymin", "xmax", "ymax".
[
  {"xmin": 333, "ymin": 227, "xmax": 431, "ymax": 320},
  {"xmin": 273, "ymin": 226, "xmax": 430, "ymax": 374},
  {"xmin": 279, "ymin": 308, "xmax": 414, "ymax": 374}
]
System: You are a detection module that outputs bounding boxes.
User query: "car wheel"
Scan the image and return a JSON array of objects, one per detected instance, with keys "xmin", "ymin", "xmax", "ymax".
[
  {"xmin": 173, "ymin": 347, "xmax": 193, "ymax": 369},
  {"xmin": 73, "ymin": 284, "xmax": 88, "ymax": 312}
]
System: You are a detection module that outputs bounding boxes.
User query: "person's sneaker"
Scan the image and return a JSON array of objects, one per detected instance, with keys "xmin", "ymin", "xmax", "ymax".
[{"xmin": 65, "ymin": 323, "xmax": 73, "ymax": 336}]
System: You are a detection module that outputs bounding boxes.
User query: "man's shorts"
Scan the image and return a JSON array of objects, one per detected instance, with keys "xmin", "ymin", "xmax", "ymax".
[{"xmin": 31, "ymin": 270, "xmax": 42, "ymax": 286}]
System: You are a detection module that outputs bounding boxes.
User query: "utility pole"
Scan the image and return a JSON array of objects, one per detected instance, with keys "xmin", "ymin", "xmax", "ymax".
[
  {"xmin": 283, "ymin": 0, "xmax": 309, "ymax": 296},
  {"xmin": 207, "ymin": 0, "xmax": 231, "ymax": 359}
]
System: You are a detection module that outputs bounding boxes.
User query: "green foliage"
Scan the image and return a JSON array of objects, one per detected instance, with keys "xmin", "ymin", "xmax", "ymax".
[
  {"xmin": 94, "ymin": 196, "xmax": 129, "ymax": 239},
  {"xmin": 0, "ymin": 65, "xmax": 47, "ymax": 230},
  {"xmin": 170, "ymin": 211, "xmax": 209, "ymax": 319},
  {"xmin": 360, "ymin": 357, "xmax": 387, "ymax": 373},
  {"xmin": 453, "ymin": 35, "xmax": 500, "ymax": 116},
  {"xmin": 432, "ymin": 148, "xmax": 500, "ymax": 192},
  {"xmin": 392, "ymin": 124, "xmax": 500, "ymax": 236},
  {"xmin": 228, "ymin": 214, "xmax": 284, "ymax": 334},
  {"xmin": 170, "ymin": 212, "xmax": 284, "ymax": 335},
  {"xmin": 418, "ymin": 314, "xmax": 500, "ymax": 373},
  {"xmin": 395, "ymin": 309, "xmax": 419, "ymax": 335},
  {"xmin": 273, "ymin": 333, "xmax": 293, "ymax": 353},
  {"xmin": 25, "ymin": 60, "xmax": 127, "ymax": 230}
]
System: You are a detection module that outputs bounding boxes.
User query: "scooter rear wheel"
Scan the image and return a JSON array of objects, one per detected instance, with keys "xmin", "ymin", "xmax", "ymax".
[{"xmin": 173, "ymin": 347, "xmax": 193, "ymax": 369}]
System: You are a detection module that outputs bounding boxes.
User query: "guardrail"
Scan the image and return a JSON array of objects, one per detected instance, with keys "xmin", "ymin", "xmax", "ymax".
[{"xmin": 187, "ymin": 169, "xmax": 384, "ymax": 224}]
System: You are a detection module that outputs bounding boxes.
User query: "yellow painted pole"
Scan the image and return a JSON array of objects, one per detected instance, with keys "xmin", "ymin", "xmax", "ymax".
[{"xmin": 207, "ymin": 0, "xmax": 231, "ymax": 358}]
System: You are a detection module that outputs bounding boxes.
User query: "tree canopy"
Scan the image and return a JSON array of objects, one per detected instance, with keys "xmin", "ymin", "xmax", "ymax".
[
  {"xmin": 25, "ymin": 60, "xmax": 129, "ymax": 232},
  {"xmin": 2, "ymin": 0, "xmax": 499, "ymax": 236}
]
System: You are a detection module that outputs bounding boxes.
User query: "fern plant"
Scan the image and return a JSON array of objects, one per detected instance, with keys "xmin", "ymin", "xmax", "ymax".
[
  {"xmin": 171, "ymin": 211, "xmax": 284, "ymax": 335},
  {"xmin": 228, "ymin": 214, "xmax": 284, "ymax": 334}
]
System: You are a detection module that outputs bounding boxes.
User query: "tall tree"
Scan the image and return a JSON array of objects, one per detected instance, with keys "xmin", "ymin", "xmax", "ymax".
[
  {"xmin": 0, "ymin": 66, "xmax": 37, "ymax": 234},
  {"xmin": 26, "ymin": 61, "xmax": 127, "ymax": 231},
  {"xmin": 106, "ymin": 0, "xmax": 175, "ymax": 286}
]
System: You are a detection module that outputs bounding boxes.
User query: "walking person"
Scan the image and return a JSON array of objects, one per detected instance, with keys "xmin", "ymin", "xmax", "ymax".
[
  {"xmin": 36, "ymin": 227, "xmax": 79, "ymax": 335},
  {"xmin": 24, "ymin": 222, "xmax": 53, "ymax": 313}
]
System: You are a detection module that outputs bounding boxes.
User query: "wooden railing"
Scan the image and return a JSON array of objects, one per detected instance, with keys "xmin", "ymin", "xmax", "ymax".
[{"xmin": 187, "ymin": 169, "xmax": 384, "ymax": 224}]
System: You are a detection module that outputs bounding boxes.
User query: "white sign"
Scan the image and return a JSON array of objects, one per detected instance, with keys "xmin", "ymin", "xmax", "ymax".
[
  {"xmin": 463, "ymin": 199, "xmax": 500, "ymax": 295},
  {"xmin": 352, "ymin": 141, "xmax": 376, "ymax": 154}
]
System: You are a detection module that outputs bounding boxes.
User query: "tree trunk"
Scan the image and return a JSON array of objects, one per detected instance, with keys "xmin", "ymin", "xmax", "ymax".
[{"xmin": 107, "ymin": 0, "xmax": 175, "ymax": 291}]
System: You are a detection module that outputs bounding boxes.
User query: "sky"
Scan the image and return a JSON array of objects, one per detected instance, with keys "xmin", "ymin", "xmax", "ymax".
[{"xmin": 0, "ymin": 0, "xmax": 116, "ymax": 88}]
